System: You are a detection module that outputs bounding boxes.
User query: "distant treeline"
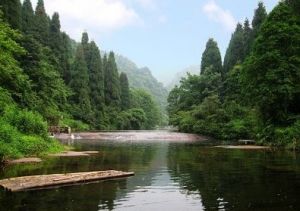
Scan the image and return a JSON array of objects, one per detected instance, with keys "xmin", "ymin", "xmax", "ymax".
[{"xmin": 168, "ymin": 1, "xmax": 300, "ymax": 148}]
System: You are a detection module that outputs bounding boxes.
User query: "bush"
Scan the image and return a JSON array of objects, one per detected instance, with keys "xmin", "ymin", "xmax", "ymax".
[
  {"xmin": 223, "ymin": 119, "xmax": 249, "ymax": 140},
  {"xmin": 0, "ymin": 142, "xmax": 22, "ymax": 159},
  {"xmin": 2, "ymin": 107, "xmax": 48, "ymax": 138},
  {"xmin": 0, "ymin": 88, "xmax": 14, "ymax": 114},
  {"xmin": 117, "ymin": 108, "xmax": 146, "ymax": 130},
  {"xmin": 16, "ymin": 135, "xmax": 49, "ymax": 155},
  {"xmin": 257, "ymin": 120, "xmax": 300, "ymax": 148},
  {"xmin": 0, "ymin": 108, "xmax": 64, "ymax": 160},
  {"xmin": 0, "ymin": 120, "xmax": 20, "ymax": 143},
  {"xmin": 179, "ymin": 111, "xmax": 195, "ymax": 133}
]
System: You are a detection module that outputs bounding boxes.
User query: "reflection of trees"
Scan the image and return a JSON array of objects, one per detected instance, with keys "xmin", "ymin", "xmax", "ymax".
[
  {"xmin": 167, "ymin": 143, "xmax": 300, "ymax": 210},
  {"xmin": 3, "ymin": 141, "xmax": 300, "ymax": 210},
  {"xmin": 0, "ymin": 141, "xmax": 159, "ymax": 211}
]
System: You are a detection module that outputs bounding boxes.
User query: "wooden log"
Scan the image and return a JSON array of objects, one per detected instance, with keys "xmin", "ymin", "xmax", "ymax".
[{"xmin": 0, "ymin": 170, "xmax": 134, "ymax": 192}]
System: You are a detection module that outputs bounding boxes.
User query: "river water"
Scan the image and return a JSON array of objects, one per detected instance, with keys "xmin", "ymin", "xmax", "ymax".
[{"xmin": 1, "ymin": 139, "xmax": 300, "ymax": 210}]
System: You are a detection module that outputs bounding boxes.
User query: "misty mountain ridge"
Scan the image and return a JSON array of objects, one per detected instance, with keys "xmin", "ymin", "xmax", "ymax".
[
  {"xmin": 166, "ymin": 65, "xmax": 199, "ymax": 91},
  {"xmin": 114, "ymin": 54, "xmax": 168, "ymax": 111}
]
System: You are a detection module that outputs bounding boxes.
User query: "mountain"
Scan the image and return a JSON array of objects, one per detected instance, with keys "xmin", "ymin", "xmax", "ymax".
[
  {"xmin": 114, "ymin": 54, "xmax": 169, "ymax": 112},
  {"xmin": 166, "ymin": 65, "xmax": 199, "ymax": 91}
]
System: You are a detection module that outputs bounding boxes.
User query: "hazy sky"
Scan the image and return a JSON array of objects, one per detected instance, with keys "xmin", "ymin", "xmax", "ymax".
[{"xmin": 31, "ymin": 0, "xmax": 279, "ymax": 84}]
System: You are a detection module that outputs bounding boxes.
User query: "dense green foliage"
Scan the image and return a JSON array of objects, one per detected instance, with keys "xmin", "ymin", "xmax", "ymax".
[
  {"xmin": 168, "ymin": 1, "xmax": 300, "ymax": 148},
  {"xmin": 251, "ymin": 2, "xmax": 268, "ymax": 44},
  {"xmin": 242, "ymin": 2, "xmax": 300, "ymax": 124},
  {"xmin": 0, "ymin": 0, "xmax": 162, "ymax": 159},
  {"xmin": 104, "ymin": 52, "xmax": 121, "ymax": 107},
  {"xmin": 88, "ymin": 41, "xmax": 105, "ymax": 128},
  {"xmin": 223, "ymin": 23, "xmax": 245, "ymax": 75},
  {"xmin": 69, "ymin": 45, "xmax": 93, "ymax": 123},
  {"xmin": 120, "ymin": 72, "xmax": 130, "ymax": 110},
  {"xmin": 201, "ymin": 38, "xmax": 222, "ymax": 74},
  {"xmin": 0, "ymin": 106, "xmax": 62, "ymax": 160},
  {"xmin": 131, "ymin": 89, "xmax": 161, "ymax": 129},
  {"xmin": 117, "ymin": 108, "xmax": 146, "ymax": 130},
  {"xmin": 0, "ymin": 0, "xmax": 21, "ymax": 30},
  {"xmin": 33, "ymin": 0, "xmax": 49, "ymax": 46}
]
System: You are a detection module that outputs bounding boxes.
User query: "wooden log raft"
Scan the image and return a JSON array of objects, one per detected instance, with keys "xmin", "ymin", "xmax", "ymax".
[{"xmin": 0, "ymin": 170, "xmax": 134, "ymax": 192}]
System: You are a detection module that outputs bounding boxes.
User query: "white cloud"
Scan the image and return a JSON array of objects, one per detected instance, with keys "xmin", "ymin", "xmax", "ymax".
[
  {"xmin": 203, "ymin": 0, "xmax": 237, "ymax": 31},
  {"xmin": 31, "ymin": 0, "xmax": 141, "ymax": 40}
]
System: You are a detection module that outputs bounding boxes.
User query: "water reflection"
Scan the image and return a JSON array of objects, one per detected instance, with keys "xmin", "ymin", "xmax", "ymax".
[
  {"xmin": 111, "ymin": 142, "xmax": 204, "ymax": 210},
  {"xmin": 167, "ymin": 143, "xmax": 300, "ymax": 210},
  {"xmin": 0, "ymin": 140, "xmax": 299, "ymax": 210}
]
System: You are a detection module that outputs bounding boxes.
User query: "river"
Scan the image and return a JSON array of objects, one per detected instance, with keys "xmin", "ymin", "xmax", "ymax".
[{"xmin": 1, "ymin": 133, "xmax": 300, "ymax": 210}]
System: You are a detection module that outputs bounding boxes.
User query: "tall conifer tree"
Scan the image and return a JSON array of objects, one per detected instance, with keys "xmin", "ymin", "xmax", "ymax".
[
  {"xmin": 252, "ymin": 2, "xmax": 267, "ymax": 40},
  {"xmin": 21, "ymin": 0, "xmax": 34, "ymax": 34},
  {"xmin": 34, "ymin": 0, "xmax": 49, "ymax": 46},
  {"xmin": 243, "ymin": 19, "xmax": 253, "ymax": 59},
  {"xmin": 104, "ymin": 52, "xmax": 120, "ymax": 107},
  {"xmin": 200, "ymin": 38, "xmax": 222, "ymax": 75},
  {"xmin": 49, "ymin": 13, "xmax": 63, "ymax": 56},
  {"xmin": 120, "ymin": 72, "xmax": 130, "ymax": 110},
  {"xmin": 223, "ymin": 23, "xmax": 245, "ymax": 74},
  {"xmin": 69, "ymin": 45, "xmax": 92, "ymax": 123},
  {"xmin": 102, "ymin": 53, "xmax": 108, "ymax": 94},
  {"xmin": 88, "ymin": 41, "xmax": 105, "ymax": 128},
  {"xmin": 0, "ymin": 0, "xmax": 21, "ymax": 29},
  {"xmin": 81, "ymin": 32, "xmax": 90, "ymax": 63},
  {"xmin": 61, "ymin": 32, "xmax": 73, "ymax": 84}
]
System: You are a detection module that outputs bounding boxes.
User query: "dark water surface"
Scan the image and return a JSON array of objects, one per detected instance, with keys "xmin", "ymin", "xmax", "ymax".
[{"xmin": 1, "ymin": 139, "xmax": 300, "ymax": 210}]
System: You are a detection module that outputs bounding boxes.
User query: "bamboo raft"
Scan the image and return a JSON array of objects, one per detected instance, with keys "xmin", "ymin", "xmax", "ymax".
[{"xmin": 0, "ymin": 170, "xmax": 134, "ymax": 192}]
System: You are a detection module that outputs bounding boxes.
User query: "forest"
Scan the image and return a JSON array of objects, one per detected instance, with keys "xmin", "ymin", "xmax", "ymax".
[
  {"xmin": 168, "ymin": 0, "xmax": 300, "ymax": 148},
  {"xmin": 0, "ymin": 0, "xmax": 162, "ymax": 159}
]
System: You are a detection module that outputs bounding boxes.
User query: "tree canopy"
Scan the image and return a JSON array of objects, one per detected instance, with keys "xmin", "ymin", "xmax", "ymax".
[{"xmin": 201, "ymin": 38, "xmax": 222, "ymax": 75}]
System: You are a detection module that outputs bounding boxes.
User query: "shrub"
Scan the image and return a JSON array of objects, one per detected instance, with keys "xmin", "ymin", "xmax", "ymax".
[
  {"xmin": 0, "ymin": 109, "xmax": 64, "ymax": 160},
  {"xmin": 117, "ymin": 108, "xmax": 146, "ymax": 130},
  {"xmin": 274, "ymin": 121, "xmax": 300, "ymax": 148},
  {"xmin": 16, "ymin": 135, "xmax": 49, "ymax": 155},
  {"xmin": 0, "ymin": 120, "xmax": 20, "ymax": 143},
  {"xmin": 0, "ymin": 88, "xmax": 14, "ymax": 114},
  {"xmin": 257, "ymin": 120, "xmax": 300, "ymax": 148},
  {"xmin": 223, "ymin": 119, "xmax": 249, "ymax": 140},
  {"xmin": 0, "ymin": 142, "xmax": 22, "ymax": 159},
  {"xmin": 2, "ymin": 106, "xmax": 48, "ymax": 137}
]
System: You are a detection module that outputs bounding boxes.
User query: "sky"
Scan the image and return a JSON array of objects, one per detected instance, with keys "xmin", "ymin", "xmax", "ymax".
[{"xmin": 31, "ymin": 0, "xmax": 279, "ymax": 85}]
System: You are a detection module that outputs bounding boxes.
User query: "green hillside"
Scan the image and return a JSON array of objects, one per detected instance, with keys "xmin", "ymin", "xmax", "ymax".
[{"xmin": 115, "ymin": 55, "xmax": 169, "ymax": 114}]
